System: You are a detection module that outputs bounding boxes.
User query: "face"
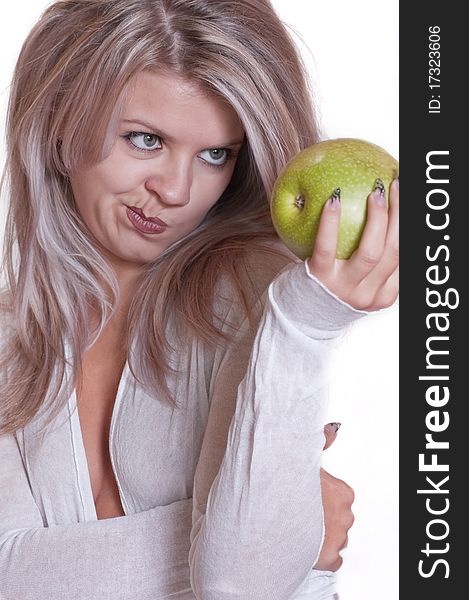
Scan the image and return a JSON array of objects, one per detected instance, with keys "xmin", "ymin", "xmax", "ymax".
[{"xmin": 69, "ymin": 70, "xmax": 245, "ymax": 276}]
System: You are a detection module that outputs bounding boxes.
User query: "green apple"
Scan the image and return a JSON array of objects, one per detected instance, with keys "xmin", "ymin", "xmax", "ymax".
[{"xmin": 270, "ymin": 138, "xmax": 399, "ymax": 260}]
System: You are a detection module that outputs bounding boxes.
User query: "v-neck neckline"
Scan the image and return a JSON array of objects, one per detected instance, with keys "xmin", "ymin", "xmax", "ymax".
[{"xmin": 68, "ymin": 359, "xmax": 130, "ymax": 521}]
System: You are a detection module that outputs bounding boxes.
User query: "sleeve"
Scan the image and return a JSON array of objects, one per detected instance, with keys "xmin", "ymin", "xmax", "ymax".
[
  {"xmin": 0, "ymin": 432, "xmax": 193, "ymax": 600},
  {"xmin": 189, "ymin": 260, "xmax": 368, "ymax": 600}
]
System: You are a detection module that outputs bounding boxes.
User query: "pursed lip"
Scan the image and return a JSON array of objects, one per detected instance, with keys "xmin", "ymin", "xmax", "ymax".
[{"xmin": 128, "ymin": 206, "xmax": 168, "ymax": 227}]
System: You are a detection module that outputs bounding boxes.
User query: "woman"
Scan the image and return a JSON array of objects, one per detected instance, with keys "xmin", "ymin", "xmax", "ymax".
[{"xmin": 0, "ymin": 1, "xmax": 399, "ymax": 598}]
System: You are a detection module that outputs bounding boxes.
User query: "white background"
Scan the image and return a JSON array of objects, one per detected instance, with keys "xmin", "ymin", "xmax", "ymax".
[{"xmin": 0, "ymin": 2, "xmax": 399, "ymax": 599}]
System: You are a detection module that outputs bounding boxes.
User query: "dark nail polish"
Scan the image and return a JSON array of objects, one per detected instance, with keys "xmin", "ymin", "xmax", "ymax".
[
  {"xmin": 332, "ymin": 188, "xmax": 341, "ymax": 201},
  {"xmin": 328, "ymin": 188, "xmax": 341, "ymax": 208},
  {"xmin": 374, "ymin": 178, "xmax": 385, "ymax": 196}
]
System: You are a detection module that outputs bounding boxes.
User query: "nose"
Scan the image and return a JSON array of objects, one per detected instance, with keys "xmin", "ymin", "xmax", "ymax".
[{"xmin": 145, "ymin": 154, "xmax": 192, "ymax": 207}]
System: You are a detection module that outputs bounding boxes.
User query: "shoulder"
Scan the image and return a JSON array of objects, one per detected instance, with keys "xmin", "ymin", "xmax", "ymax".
[
  {"xmin": 244, "ymin": 239, "xmax": 299, "ymax": 289},
  {"xmin": 212, "ymin": 239, "xmax": 299, "ymax": 329}
]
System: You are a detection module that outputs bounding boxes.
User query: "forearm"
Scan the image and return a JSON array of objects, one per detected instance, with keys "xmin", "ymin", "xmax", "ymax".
[
  {"xmin": 0, "ymin": 498, "xmax": 192, "ymax": 600},
  {"xmin": 190, "ymin": 262, "xmax": 365, "ymax": 599}
]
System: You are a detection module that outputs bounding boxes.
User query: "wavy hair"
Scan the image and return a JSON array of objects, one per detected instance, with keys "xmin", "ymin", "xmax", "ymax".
[{"xmin": 0, "ymin": 0, "xmax": 320, "ymax": 434}]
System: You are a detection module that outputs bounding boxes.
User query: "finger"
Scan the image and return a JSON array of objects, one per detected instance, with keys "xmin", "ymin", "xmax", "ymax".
[
  {"xmin": 377, "ymin": 176, "xmax": 400, "ymax": 274},
  {"xmin": 323, "ymin": 422, "xmax": 341, "ymax": 450},
  {"xmin": 348, "ymin": 179, "xmax": 389, "ymax": 281},
  {"xmin": 360, "ymin": 177, "xmax": 400, "ymax": 289},
  {"xmin": 387, "ymin": 176, "xmax": 399, "ymax": 243},
  {"xmin": 308, "ymin": 189, "xmax": 341, "ymax": 277},
  {"xmin": 368, "ymin": 265, "xmax": 399, "ymax": 310}
]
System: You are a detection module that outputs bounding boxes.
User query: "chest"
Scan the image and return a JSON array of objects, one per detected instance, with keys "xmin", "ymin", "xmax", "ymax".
[
  {"xmin": 20, "ymin": 336, "xmax": 210, "ymax": 525},
  {"xmin": 76, "ymin": 349, "xmax": 127, "ymax": 519}
]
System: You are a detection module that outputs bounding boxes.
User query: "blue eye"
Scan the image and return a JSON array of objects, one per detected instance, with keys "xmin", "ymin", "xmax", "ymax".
[
  {"xmin": 125, "ymin": 132, "xmax": 162, "ymax": 152},
  {"xmin": 199, "ymin": 148, "xmax": 229, "ymax": 166}
]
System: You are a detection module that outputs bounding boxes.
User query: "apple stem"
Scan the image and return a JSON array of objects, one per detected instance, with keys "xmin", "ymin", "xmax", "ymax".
[{"xmin": 295, "ymin": 195, "xmax": 305, "ymax": 209}]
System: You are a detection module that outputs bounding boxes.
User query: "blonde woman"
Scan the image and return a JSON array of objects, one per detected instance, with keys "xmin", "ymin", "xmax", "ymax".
[{"xmin": 0, "ymin": 1, "xmax": 399, "ymax": 598}]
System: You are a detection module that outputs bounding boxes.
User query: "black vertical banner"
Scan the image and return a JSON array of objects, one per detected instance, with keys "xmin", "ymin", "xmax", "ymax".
[{"xmin": 400, "ymin": 1, "xmax": 465, "ymax": 597}]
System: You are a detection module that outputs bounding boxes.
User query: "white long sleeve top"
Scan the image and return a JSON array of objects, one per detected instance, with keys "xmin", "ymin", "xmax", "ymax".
[{"xmin": 0, "ymin": 252, "xmax": 367, "ymax": 600}]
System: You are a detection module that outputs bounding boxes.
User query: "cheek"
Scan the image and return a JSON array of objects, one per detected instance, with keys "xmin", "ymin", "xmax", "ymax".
[
  {"xmin": 94, "ymin": 160, "xmax": 143, "ymax": 195},
  {"xmin": 200, "ymin": 165, "xmax": 237, "ymax": 207},
  {"xmin": 72, "ymin": 167, "xmax": 140, "ymax": 217},
  {"xmin": 194, "ymin": 178, "xmax": 228, "ymax": 217}
]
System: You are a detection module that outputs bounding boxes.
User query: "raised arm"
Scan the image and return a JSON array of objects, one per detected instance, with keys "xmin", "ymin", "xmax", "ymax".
[
  {"xmin": 189, "ymin": 259, "xmax": 367, "ymax": 600},
  {"xmin": 189, "ymin": 180, "xmax": 399, "ymax": 599}
]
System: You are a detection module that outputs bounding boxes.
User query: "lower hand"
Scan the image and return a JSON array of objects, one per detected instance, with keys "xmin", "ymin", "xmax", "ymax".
[
  {"xmin": 314, "ymin": 423, "xmax": 355, "ymax": 572},
  {"xmin": 315, "ymin": 467, "xmax": 355, "ymax": 571}
]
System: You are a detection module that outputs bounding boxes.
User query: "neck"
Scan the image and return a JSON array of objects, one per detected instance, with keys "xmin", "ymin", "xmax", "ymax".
[{"xmin": 89, "ymin": 257, "xmax": 145, "ymax": 345}]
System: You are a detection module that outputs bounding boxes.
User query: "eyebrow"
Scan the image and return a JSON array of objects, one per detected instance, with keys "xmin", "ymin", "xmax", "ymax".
[{"xmin": 121, "ymin": 118, "xmax": 245, "ymax": 148}]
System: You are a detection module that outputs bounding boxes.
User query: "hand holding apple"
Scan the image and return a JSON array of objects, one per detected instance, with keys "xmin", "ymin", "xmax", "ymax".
[
  {"xmin": 308, "ymin": 175, "xmax": 399, "ymax": 311},
  {"xmin": 270, "ymin": 138, "xmax": 399, "ymax": 311}
]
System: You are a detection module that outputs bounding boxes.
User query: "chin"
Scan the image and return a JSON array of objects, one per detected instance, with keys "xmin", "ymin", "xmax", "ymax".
[{"xmin": 98, "ymin": 243, "xmax": 160, "ymax": 270}]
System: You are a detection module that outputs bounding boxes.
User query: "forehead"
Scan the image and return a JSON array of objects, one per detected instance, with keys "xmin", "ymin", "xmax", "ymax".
[{"xmin": 122, "ymin": 70, "xmax": 244, "ymax": 145}]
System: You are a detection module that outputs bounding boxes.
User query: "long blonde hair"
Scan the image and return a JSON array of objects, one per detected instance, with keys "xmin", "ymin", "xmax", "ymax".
[{"xmin": 0, "ymin": 0, "xmax": 320, "ymax": 434}]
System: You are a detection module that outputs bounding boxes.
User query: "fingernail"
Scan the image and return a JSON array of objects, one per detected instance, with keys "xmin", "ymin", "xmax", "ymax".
[
  {"xmin": 328, "ymin": 188, "xmax": 341, "ymax": 209},
  {"xmin": 373, "ymin": 178, "xmax": 387, "ymax": 206},
  {"xmin": 374, "ymin": 178, "xmax": 385, "ymax": 195},
  {"xmin": 325, "ymin": 422, "xmax": 341, "ymax": 433}
]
